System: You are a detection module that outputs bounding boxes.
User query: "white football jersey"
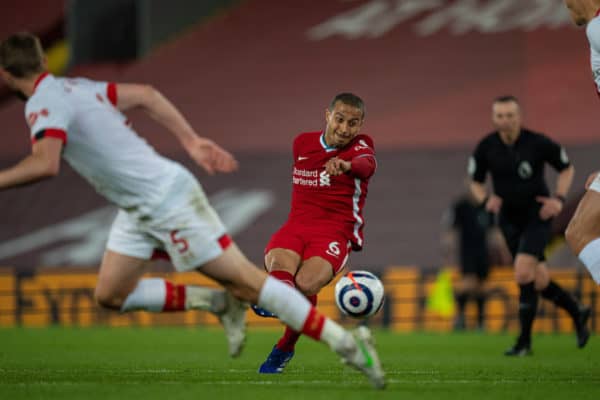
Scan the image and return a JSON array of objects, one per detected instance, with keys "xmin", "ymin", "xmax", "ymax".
[
  {"xmin": 587, "ymin": 13, "xmax": 600, "ymax": 94},
  {"xmin": 25, "ymin": 73, "xmax": 185, "ymax": 215}
]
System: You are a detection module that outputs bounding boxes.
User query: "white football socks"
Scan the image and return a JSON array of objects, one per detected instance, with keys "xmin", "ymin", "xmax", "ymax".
[
  {"xmin": 257, "ymin": 276, "xmax": 348, "ymax": 349},
  {"xmin": 121, "ymin": 278, "xmax": 165, "ymax": 312},
  {"xmin": 578, "ymin": 237, "xmax": 600, "ymax": 284},
  {"xmin": 258, "ymin": 276, "xmax": 311, "ymax": 331},
  {"xmin": 120, "ymin": 278, "xmax": 225, "ymax": 313},
  {"xmin": 321, "ymin": 319, "xmax": 353, "ymax": 352}
]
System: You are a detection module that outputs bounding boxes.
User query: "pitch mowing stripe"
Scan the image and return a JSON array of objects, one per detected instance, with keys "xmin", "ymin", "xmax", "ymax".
[{"xmin": 5, "ymin": 378, "xmax": 583, "ymax": 386}]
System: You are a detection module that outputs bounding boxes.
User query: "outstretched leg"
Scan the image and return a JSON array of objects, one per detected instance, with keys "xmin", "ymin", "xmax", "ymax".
[
  {"xmin": 201, "ymin": 244, "xmax": 385, "ymax": 389},
  {"xmin": 95, "ymin": 250, "xmax": 246, "ymax": 357}
]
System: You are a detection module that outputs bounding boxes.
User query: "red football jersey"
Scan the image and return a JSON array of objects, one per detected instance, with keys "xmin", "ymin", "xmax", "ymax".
[{"xmin": 287, "ymin": 131, "xmax": 376, "ymax": 250}]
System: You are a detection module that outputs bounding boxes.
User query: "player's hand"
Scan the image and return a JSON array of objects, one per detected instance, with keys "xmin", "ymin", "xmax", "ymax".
[
  {"xmin": 185, "ymin": 137, "xmax": 238, "ymax": 175},
  {"xmin": 585, "ymin": 171, "xmax": 600, "ymax": 190},
  {"xmin": 485, "ymin": 194, "xmax": 502, "ymax": 214},
  {"xmin": 536, "ymin": 196, "xmax": 563, "ymax": 220},
  {"xmin": 324, "ymin": 157, "xmax": 351, "ymax": 176}
]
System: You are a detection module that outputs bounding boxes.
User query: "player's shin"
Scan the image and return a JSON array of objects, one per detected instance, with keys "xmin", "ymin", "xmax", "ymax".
[
  {"xmin": 276, "ymin": 294, "xmax": 317, "ymax": 351},
  {"xmin": 517, "ymin": 282, "xmax": 538, "ymax": 345},
  {"xmin": 257, "ymin": 277, "xmax": 385, "ymax": 388},
  {"xmin": 540, "ymin": 280, "xmax": 580, "ymax": 319},
  {"xmin": 257, "ymin": 277, "xmax": 348, "ymax": 349},
  {"xmin": 121, "ymin": 278, "xmax": 225, "ymax": 313}
]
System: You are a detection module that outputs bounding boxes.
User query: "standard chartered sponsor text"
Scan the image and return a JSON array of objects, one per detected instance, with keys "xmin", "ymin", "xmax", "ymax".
[{"xmin": 293, "ymin": 168, "xmax": 320, "ymax": 186}]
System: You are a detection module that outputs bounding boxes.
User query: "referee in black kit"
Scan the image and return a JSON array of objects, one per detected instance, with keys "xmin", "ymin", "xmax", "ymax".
[{"xmin": 468, "ymin": 95, "xmax": 591, "ymax": 356}]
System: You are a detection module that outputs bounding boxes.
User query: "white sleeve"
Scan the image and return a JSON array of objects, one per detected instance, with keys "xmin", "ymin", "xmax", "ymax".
[
  {"xmin": 587, "ymin": 18, "xmax": 600, "ymax": 53},
  {"xmin": 67, "ymin": 77, "xmax": 117, "ymax": 106},
  {"xmin": 25, "ymin": 93, "xmax": 73, "ymax": 145}
]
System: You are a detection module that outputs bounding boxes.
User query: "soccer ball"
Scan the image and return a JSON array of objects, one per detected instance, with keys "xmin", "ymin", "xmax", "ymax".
[{"xmin": 334, "ymin": 270, "xmax": 384, "ymax": 319}]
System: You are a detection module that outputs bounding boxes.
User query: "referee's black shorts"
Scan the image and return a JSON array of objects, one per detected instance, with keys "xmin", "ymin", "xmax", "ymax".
[
  {"xmin": 499, "ymin": 209, "xmax": 551, "ymax": 262},
  {"xmin": 460, "ymin": 246, "xmax": 489, "ymax": 279}
]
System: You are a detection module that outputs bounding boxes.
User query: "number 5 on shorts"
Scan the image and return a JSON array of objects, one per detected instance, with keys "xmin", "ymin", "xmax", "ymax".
[{"xmin": 170, "ymin": 230, "xmax": 189, "ymax": 254}]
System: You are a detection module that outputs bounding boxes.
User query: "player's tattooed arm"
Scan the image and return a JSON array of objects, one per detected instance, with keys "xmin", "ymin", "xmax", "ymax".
[{"xmin": 0, "ymin": 137, "xmax": 62, "ymax": 190}]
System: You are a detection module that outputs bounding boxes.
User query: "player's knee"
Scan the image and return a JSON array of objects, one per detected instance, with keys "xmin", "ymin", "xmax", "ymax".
[
  {"xmin": 514, "ymin": 268, "xmax": 535, "ymax": 284},
  {"xmin": 534, "ymin": 276, "xmax": 550, "ymax": 291},
  {"xmin": 294, "ymin": 275, "xmax": 322, "ymax": 296},
  {"xmin": 94, "ymin": 286, "xmax": 124, "ymax": 310},
  {"xmin": 266, "ymin": 259, "xmax": 294, "ymax": 275}
]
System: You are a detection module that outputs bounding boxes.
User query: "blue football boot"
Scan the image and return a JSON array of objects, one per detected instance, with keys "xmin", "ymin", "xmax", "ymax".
[
  {"xmin": 258, "ymin": 346, "xmax": 295, "ymax": 374},
  {"xmin": 251, "ymin": 304, "xmax": 278, "ymax": 318}
]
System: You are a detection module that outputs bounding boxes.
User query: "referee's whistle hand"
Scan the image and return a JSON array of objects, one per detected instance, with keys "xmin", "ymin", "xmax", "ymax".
[
  {"xmin": 485, "ymin": 195, "xmax": 502, "ymax": 214},
  {"xmin": 536, "ymin": 196, "xmax": 563, "ymax": 220}
]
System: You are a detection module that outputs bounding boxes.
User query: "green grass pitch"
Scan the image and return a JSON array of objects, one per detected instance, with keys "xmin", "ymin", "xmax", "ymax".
[{"xmin": 0, "ymin": 327, "xmax": 598, "ymax": 399}]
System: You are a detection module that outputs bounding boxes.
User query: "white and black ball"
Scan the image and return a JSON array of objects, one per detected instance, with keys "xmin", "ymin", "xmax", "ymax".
[{"xmin": 334, "ymin": 270, "xmax": 384, "ymax": 319}]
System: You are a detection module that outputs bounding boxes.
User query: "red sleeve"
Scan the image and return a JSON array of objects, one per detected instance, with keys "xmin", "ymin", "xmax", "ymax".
[
  {"xmin": 107, "ymin": 82, "xmax": 117, "ymax": 106},
  {"xmin": 350, "ymin": 155, "xmax": 376, "ymax": 179}
]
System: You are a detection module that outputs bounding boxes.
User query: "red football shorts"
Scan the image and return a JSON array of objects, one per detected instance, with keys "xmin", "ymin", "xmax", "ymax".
[{"xmin": 265, "ymin": 223, "xmax": 351, "ymax": 274}]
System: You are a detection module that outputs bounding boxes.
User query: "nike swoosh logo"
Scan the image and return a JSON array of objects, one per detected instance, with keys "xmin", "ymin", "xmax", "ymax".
[{"xmin": 297, "ymin": 156, "xmax": 309, "ymax": 161}]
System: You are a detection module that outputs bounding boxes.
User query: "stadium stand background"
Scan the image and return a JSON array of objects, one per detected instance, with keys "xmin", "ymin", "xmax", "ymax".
[{"xmin": 0, "ymin": 0, "xmax": 598, "ymax": 331}]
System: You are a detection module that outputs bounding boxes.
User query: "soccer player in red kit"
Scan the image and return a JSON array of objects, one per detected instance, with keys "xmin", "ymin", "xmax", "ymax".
[
  {"xmin": 0, "ymin": 34, "xmax": 385, "ymax": 388},
  {"xmin": 252, "ymin": 93, "xmax": 377, "ymax": 373}
]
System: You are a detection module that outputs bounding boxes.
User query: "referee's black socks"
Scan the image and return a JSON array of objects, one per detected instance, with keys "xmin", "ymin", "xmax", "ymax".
[
  {"xmin": 540, "ymin": 280, "xmax": 580, "ymax": 321},
  {"xmin": 455, "ymin": 292, "xmax": 468, "ymax": 313},
  {"xmin": 518, "ymin": 282, "xmax": 538, "ymax": 345}
]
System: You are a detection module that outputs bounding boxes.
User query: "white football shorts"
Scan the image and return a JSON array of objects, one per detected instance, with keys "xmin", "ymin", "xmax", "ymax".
[
  {"xmin": 106, "ymin": 168, "xmax": 229, "ymax": 271},
  {"xmin": 589, "ymin": 172, "xmax": 600, "ymax": 194}
]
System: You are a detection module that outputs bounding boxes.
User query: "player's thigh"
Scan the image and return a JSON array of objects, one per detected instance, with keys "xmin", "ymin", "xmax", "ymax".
[
  {"xmin": 264, "ymin": 224, "xmax": 304, "ymax": 273},
  {"xmin": 148, "ymin": 179, "xmax": 230, "ymax": 272},
  {"xmin": 498, "ymin": 217, "xmax": 520, "ymax": 261},
  {"xmin": 96, "ymin": 250, "xmax": 149, "ymax": 308},
  {"xmin": 513, "ymin": 253, "xmax": 539, "ymax": 284},
  {"xmin": 566, "ymin": 189, "xmax": 600, "ymax": 252},
  {"xmin": 294, "ymin": 256, "xmax": 336, "ymax": 296},
  {"xmin": 295, "ymin": 236, "xmax": 350, "ymax": 295},
  {"xmin": 518, "ymin": 219, "xmax": 551, "ymax": 262},
  {"xmin": 534, "ymin": 262, "xmax": 550, "ymax": 290},
  {"xmin": 97, "ymin": 210, "xmax": 157, "ymax": 307},
  {"xmin": 265, "ymin": 247, "xmax": 302, "ymax": 275},
  {"xmin": 199, "ymin": 243, "xmax": 267, "ymax": 303},
  {"xmin": 146, "ymin": 175, "xmax": 264, "ymax": 300},
  {"xmin": 306, "ymin": 235, "xmax": 350, "ymax": 275}
]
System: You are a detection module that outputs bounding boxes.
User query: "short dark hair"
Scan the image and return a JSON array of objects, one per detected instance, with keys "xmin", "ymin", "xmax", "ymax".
[
  {"xmin": 329, "ymin": 92, "xmax": 366, "ymax": 118},
  {"xmin": 0, "ymin": 32, "xmax": 45, "ymax": 78},
  {"xmin": 493, "ymin": 95, "xmax": 519, "ymax": 105}
]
